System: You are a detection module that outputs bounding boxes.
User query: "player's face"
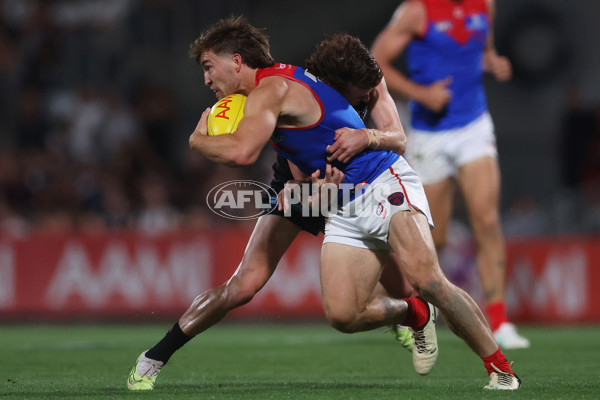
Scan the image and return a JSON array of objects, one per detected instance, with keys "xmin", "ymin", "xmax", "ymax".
[
  {"xmin": 200, "ymin": 50, "xmax": 239, "ymax": 99},
  {"xmin": 342, "ymin": 84, "xmax": 373, "ymax": 107}
]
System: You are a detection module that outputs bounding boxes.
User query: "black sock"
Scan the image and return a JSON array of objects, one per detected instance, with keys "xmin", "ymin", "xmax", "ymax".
[{"xmin": 145, "ymin": 322, "xmax": 192, "ymax": 364}]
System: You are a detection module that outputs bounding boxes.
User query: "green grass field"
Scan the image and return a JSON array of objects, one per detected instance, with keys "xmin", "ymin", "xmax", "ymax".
[{"xmin": 1, "ymin": 323, "xmax": 599, "ymax": 399}]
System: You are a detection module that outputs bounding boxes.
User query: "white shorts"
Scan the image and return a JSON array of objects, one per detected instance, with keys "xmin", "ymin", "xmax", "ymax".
[
  {"xmin": 323, "ymin": 157, "xmax": 433, "ymax": 250},
  {"xmin": 405, "ymin": 113, "xmax": 497, "ymax": 185}
]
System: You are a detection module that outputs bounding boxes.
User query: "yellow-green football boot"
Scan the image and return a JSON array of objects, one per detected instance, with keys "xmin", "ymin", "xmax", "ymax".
[
  {"xmin": 127, "ymin": 351, "xmax": 164, "ymax": 391},
  {"xmin": 387, "ymin": 324, "xmax": 414, "ymax": 352}
]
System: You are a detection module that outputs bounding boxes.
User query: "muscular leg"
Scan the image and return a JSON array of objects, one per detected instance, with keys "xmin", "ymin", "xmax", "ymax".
[
  {"xmin": 379, "ymin": 253, "xmax": 414, "ymax": 299},
  {"xmin": 423, "ymin": 177, "xmax": 454, "ymax": 249},
  {"xmin": 128, "ymin": 215, "xmax": 302, "ymax": 390},
  {"xmin": 320, "ymin": 243, "xmax": 411, "ymax": 333},
  {"xmin": 179, "ymin": 214, "xmax": 300, "ymax": 336},
  {"xmin": 457, "ymin": 156, "xmax": 505, "ymax": 305},
  {"xmin": 387, "ymin": 209, "xmax": 498, "ymax": 357}
]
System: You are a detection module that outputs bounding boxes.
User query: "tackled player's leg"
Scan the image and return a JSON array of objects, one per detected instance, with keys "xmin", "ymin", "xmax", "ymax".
[
  {"xmin": 387, "ymin": 209, "xmax": 520, "ymax": 389},
  {"xmin": 320, "ymin": 242, "xmax": 435, "ymax": 374}
]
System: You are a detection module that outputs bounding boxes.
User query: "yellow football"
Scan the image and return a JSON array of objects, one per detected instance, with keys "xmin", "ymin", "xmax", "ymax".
[{"xmin": 207, "ymin": 94, "xmax": 247, "ymax": 136}]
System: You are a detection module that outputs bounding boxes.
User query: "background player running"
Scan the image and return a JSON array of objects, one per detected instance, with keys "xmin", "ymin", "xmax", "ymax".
[{"xmin": 371, "ymin": 0, "xmax": 529, "ymax": 349}]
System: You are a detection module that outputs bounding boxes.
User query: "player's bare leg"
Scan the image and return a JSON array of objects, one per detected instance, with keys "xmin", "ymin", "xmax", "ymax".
[
  {"xmin": 379, "ymin": 254, "xmax": 416, "ymax": 350},
  {"xmin": 388, "ymin": 209, "xmax": 519, "ymax": 388},
  {"xmin": 422, "ymin": 177, "xmax": 454, "ymax": 249},
  {"xmin": 320, "ymin": 244, "xmax": 407, "ymax": 332},
  {"xmin": 379, "ymin": 253, "xmax": 415, "ymax": 299},
  {"xmin": 128, "ymin": 215, "xmax": 300, "ymax": 390},
  {"xmin": 179, "ymin": 215, "xmax": 300, "ymax": 335},
  {"xmin": 387, "ymin": 209, "xmax": 497, "ymax": 356},
  {"xmin": 321, "ymin": 242, "xmax": 437, "ymax": 374},
  {"xmin": 458, "ymin": 156, "xmax": 505, "ymax": 305},
  {"xmin": 458, "ymin": 156, "xmax": 529, "ymax": 348}
]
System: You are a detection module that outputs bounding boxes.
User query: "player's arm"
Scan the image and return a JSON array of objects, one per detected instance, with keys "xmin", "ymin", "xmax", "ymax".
[
  {"xmin": 189, "ymin": 79, "xmax": 287, "ymax": 167},
  {"xmin": 327, "ymin": 79, "xmax": 406, "ymax": 163},
  {"xmin": 482, "ymin": 0, "xmax": 512, "ymax": 82},
  {"xmin": 288, "ymin": 160, "xmax": 308, "ymax": 180},
  {"xmin": 371, "ymin": 0, "xmax": 452, "ymax": 112},
  {"xmin": 366, "ymin": 77, "xmax": 407, "ymax": 154}
]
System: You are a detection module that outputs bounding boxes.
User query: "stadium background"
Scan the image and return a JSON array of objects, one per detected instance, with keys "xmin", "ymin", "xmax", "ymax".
[{"xmin": 0, "ymin": 0, "xmax": 599, "ymax": 324}]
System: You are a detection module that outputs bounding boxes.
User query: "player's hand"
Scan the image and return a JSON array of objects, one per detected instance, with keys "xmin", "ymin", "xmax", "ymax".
[
  {"xmin": 484, "ymin": 53, "xmax": 512, "ymax": 82},
  {"xmin": 277, "ymin": 168, "xmax": 322, "ymax": 213},
  {"xmin": 277, "ymin": 164, "xmax": 344, "ymax": 214},
  {"xmin": 195, "ymin": 108, "xmax": 211, "ymax": 136},
  {"xmin": 277, "ymin": 183, "xmax": 300, "ymax": 214},
  {"xmin": 321, "ymin": 163, "xmax": 345, "ymax": 186},
  {"xmin": 311, "ymin": 163, "xmax": 344, "ymax": 214},
  {"xmin": 326, "ymin": 128, "xmax": 370, "ymax": 163},
  {"xmin": 420, "ymin": 77, "xmax": 452, "ymax": 112},
  {"xmin": 189, "ymin": 108, "xmax": 210, "ymax": 150}
]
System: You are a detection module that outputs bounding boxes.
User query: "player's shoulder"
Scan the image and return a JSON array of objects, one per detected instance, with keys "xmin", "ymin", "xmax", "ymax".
[
  {"xmin": 390, "ymin": 0, "xmax": 426, "ymax": 33},
  {"xmin": 251, "ymin": 77, "xmax": 290, "ymax": 110},
  {"xmin": 401, "ymin": 0, "xmax": 427, "ymax": 16},
  {"xmin": 256, "ymin": 64, "xmax": 297, "ymax": 91},
  {"xmin": 257, "ymin": 63, "xmax": 297, "ymax": 80}
]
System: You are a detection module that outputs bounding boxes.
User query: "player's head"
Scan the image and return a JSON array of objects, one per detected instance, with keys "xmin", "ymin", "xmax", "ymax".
[
  {"xmin": 305, "ymin": 33, "xmax": 383, "ymax": 106},
  {"xmin": 189, "ymin": 16, "xmax": 274, "ymax": 98}
]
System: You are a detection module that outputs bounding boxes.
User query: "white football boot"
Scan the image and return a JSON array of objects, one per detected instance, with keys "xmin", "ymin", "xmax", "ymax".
[
  {"xmin": 409, "ymin": 301, "xmax": 438, "ymax": 375},
  {"xmin": 493, "ymin": 322, "xmax": 530, "ymax": 349},
  {"xmin": 484, "ymin": 362, "xmax": 521, "ymax": 390}
]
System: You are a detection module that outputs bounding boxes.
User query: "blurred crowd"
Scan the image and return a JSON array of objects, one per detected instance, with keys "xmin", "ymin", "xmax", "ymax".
[
  {"xmin": 0, "ymin": 0, "xmax": 270, "ymax": 236},
  {"xmin": 0, "ymin": 0, "xmax": 599, "ymax": 238}
]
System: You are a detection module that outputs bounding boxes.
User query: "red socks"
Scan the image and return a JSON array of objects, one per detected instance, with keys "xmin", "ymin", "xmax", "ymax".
[
  {"xmin": 482, "ymin": 348, "xmax": 512, "ymax": 375},
  {"xmin": 402, "ymin": 297, "xmax": 429, "ymax": 330},
  {"xmin": 486, "ymin": 301, "xmax": 509, "ymax": 332}
]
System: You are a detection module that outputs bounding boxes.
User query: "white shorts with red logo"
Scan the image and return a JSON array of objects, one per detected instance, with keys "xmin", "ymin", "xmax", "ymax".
[
  {"xmin": 323, "ymin": 157, "xmax": 433, "ymax": 250},
  {"xmin": 405, "ymin": 112, "xmax": 497, "ymax": 185}
]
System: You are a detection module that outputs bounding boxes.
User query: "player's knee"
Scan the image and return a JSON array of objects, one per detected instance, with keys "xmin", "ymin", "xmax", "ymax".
[
  {"xmin": 409, "ymin": 271, "xmax": 448, "ymax": 304},
  {"xmin": 223, "ymin": 278, "xmax": 261, "ymax": 308},
  {"xmin": 324, "ymin": 308, "xmax": 360, "ymax": 333},
  {"xmin": 327, "ymin": 316, "xmax": 358, "ymax": 334},
  {"xmin": 471, "ymin": 211, "xmax": 500, "ymax": 238},
  {"xmin": 231, "ymin": 286, "xmax": 256, "ymax": 307},
  {"xmin": 404, "ymin": 253, "xmax": 441, "ymax": 293}
]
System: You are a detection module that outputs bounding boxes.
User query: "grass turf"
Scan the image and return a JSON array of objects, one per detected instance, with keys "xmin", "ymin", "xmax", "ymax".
[{"xmin": 1, "ymin": 323, "xmax": 599, "ymax": 399}]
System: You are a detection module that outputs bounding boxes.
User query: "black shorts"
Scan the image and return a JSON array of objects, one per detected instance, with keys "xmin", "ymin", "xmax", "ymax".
[{"xmin": 269, "ymin": 155, "xmax": 326, "ymax": 236}]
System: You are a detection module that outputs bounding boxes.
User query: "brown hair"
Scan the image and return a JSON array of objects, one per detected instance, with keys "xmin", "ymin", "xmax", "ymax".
[
  {"xmin": 189, "ymin": 16, "xmax": 274, "ymax": 69},
  {"xmin": 305, "ymin": 33, "xmax": 382, "ymax": 94}
]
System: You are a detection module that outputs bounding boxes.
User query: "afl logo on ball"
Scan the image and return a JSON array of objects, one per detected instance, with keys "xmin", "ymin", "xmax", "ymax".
[{"xmin": 388, "ymin": 192, "xmax": 405, "ymax": 206}]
